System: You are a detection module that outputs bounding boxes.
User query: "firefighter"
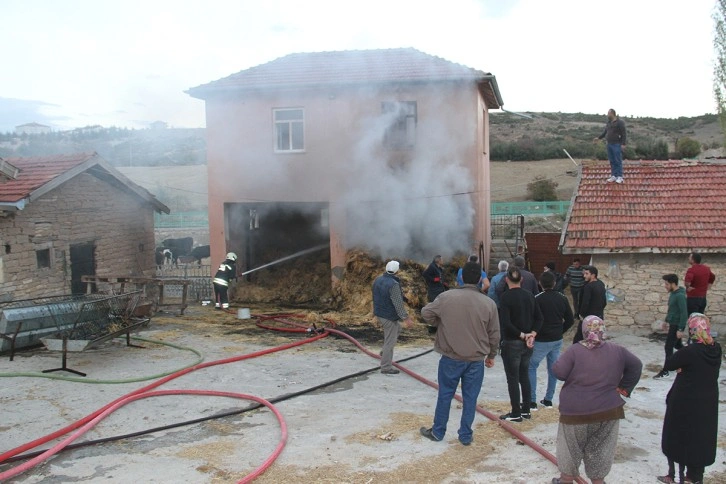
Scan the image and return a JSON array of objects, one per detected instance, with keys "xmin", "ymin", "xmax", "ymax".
[{"xmin": 213, "ymin": 252, "xmax": 237, "ymax": 310}]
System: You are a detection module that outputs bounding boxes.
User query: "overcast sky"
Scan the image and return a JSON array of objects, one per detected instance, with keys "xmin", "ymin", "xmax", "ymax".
[{"xmin": 0, "ymin": 0, "xmax": 717, "ymax": 132}]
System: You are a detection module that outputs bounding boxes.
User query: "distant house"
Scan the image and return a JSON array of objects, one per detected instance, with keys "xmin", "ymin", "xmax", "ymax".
[
  {"xmin": 187, "ymin": 48, "xmax": 503, "ymax": 286},
  {"xmin": 0, "ymin": 152, "xmax": 169, "ymax": 300},
  {"xmin": 560, "ymin": 160, "xmax": 726, "ymax": 332},
  {"xmin": 15, "ymin": 122, "xmax": 51, "ymax": 135}
]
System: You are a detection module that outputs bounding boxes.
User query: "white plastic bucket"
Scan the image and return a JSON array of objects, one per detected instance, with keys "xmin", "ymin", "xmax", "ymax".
[{"xmin": 237, "ymin": 308, "xmax": 251, "ymax": 319}]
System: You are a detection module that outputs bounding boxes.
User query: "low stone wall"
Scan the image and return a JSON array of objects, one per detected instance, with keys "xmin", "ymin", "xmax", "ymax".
[{"xmin": 590, "ymin": 253, "xmax": 726, "ymax": 336}]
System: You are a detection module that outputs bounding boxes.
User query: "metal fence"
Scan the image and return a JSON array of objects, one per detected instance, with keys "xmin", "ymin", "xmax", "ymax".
[
  {"xmin": 491, "ymin": 201, "xmax": 570, "ymax": 216},
  {"xmin": 154, "ymin": 211, "xmax": 209, "ymax": 228},
  {"xmin": 156, "ymin": 264, "xmax": 213, "ymax": 301}
]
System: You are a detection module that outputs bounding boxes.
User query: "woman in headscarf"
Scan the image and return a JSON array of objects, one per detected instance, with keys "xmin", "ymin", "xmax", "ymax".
[
  {"xmin": 550, "ymin": 316, "xmax": 643, "ymax": 484},
  {"xmin": 658, "ymin": 313, "xmax": 722, "ymax": 484}
]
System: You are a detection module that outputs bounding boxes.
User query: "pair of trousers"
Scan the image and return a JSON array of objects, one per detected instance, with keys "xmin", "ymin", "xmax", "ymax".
[
  {"xmin": 686, "ymin": 297, "xmax": 706, "ymax": 315},
  {"xmin": 501, "ymin": 339, "xmax": 533, "ymax": 415},
  {"xmin": 377, "ymin": 317, "xmax": 401, "ymax": 371},
  {"xmin": 606, "ymin": 143, "xmax": 623, "ymax": 177},
  {"xmin": 431, "ymin": 356, "xmax": 484, "ymax": 444},
  {"xmin": 213, "ymin": 283, "xmax": 229, "ymax": 308},
  {"xmin": 528, "ymin": 339, "xmax": 562, "ymax": 402},
  {"xmin": 663, "ymin": 324, "xmax": 683, "ymax": 368},
  {"xmin": 570, "ymin": 286, "xmax": 582, "ymax": 316}
]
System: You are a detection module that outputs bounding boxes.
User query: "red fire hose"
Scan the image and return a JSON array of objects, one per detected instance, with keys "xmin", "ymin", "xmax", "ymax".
[{"xmin": 1, "ymin": 312, "xmax": 583, "ymax": 483}]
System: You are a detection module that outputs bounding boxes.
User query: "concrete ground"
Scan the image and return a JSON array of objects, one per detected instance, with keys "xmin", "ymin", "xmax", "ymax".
[{"xmin": 1, "ymin": 305, "xmax": 725, "ymax": 483}]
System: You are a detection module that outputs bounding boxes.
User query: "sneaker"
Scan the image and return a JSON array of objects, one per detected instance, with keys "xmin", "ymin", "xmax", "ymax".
[
  {"xmin": 521, "ymin": 411, "xmax": 531, "ymax": 419},
  {"xmin": 657, "ymin": 476, "xmax": 677, "ymax": 483},
  {"xmin": 381, "ymin": 368, "xmax": 400, "ymax": 375},
  {"xmin": 459, "ymin": 439, "xmax": 471, "ymax": 446},
  {"xmin": 654, "ymin": 370, "xmax": 669, "ymax": 379},
  {"xmin": 615, "ymin": 177, "xmax": 624, "ymax": 184},
  {"xmin": 419, "ymin": 427, "xmax": 441, "ymax": 442},
  {"xmin": 530, "ymin": 401, "xmax": 537, "ymax": 411},
  {"xmin": 540, "ymin": 399, "xmax": 554, "ymax": 408},
  {"xmin": 607, "ymin": 176, "xmax": 617, "ymax": 182},
  {"xmin": 499, "ymin": 412, "xmax": 523, "ymax": 423}
]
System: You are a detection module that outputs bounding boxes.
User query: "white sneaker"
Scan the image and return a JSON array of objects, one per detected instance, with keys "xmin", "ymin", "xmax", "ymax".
[
  {"xmin": 607, "ymin": 176, "xmax": 617, "ymax": 182},
  {"xmin": 615, "ymin": 177, "xmax": 624, "ymax": 184}
]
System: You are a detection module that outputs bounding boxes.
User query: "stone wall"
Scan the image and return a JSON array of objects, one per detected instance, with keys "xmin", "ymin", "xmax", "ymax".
[
  {"xmin": 590, "ymin": 253, "xmax": 726, "ymax": 335},
  {"xmin": 0, "ymin": 172, "xmax": 157, "ymax": 301}
]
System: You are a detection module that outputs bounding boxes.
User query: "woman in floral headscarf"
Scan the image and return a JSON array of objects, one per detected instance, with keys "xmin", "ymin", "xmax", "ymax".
[
  {"xmin": 550, "ymin": 316, "xmax": 643, "ymax": 484},
  {"xmin": 659, "ymin": 313, "xmax": 722, "ymax": 484}
]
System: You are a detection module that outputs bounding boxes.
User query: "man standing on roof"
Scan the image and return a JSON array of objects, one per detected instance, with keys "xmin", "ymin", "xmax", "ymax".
[
  {"xmin": 372, "ymin": 260, "xmax": 414, "ymax": 375},
  {"xmin": 684, "ymin": 252, "xmax": 716, "ymax": 315},
  {"xmin": 594, "ymin": 108, "xmax": 627, "ymax": 184},
  {"xmin": 213, "ymin": 252, "xmax": 237, "ymax": 310}
]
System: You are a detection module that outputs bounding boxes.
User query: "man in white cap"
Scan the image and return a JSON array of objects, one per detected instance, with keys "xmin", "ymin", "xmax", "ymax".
[{"xmin": 372, "ymin": 260, "xmax": 414, "ymax": 374}]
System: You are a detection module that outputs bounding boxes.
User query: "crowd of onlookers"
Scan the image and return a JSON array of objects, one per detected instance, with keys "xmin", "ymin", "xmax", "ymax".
[{"xmin": 370, "ymin": 251, "xmax": 721, "ymax": 484}]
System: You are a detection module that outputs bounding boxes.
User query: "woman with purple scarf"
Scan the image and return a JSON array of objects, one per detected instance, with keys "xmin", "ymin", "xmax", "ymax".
[
  {"xmin": 658, "ymin": 313, "xmax": 722, "ymax": 484},
  {"xmin": 550, "ymin": 316, "xmax": 643, "ymax": 484}
]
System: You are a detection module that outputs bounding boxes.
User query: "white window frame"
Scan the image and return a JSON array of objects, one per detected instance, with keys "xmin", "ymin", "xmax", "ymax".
[
  {"xmin": 382, "ymin": 101, "xmax": 417, "ymax": 149},
  {"xmin": 273, "ymin": 108, "xmax": 305, "ymax": 153}
]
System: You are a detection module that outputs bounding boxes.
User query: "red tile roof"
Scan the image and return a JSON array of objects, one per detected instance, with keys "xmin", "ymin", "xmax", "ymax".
[
  {"xmin": 561, "ymin": 160, "xmax": 726, "ymax": 253},
  {"xmin": 0, "ymin": 153, "xmax": 95, "ymax": 203},
  {"xmin": 187, "ymin": 48, "xmax": 502, "ymax": 108},
  {"xmin": 0, "ymin": 152, "xmax": 169, "ymax": 213}
]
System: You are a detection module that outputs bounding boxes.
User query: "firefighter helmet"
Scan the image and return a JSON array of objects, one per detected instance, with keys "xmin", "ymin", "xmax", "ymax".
[{"xmin": 226, "ymin": 252, "xmax": 238, "ymax": 261}]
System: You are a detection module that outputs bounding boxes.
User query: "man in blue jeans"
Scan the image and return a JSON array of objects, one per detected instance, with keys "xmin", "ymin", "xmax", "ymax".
[
  {"xmin": 595, "ymin": 108, "xmax": 627, "ymax": 184},
  {"xmin": 529, "ymin": 271, "xmax": 574, "ymax": 409},
  {"xmin": 419, "ymin": 262, "xmax": 500, "ymax": 445}
]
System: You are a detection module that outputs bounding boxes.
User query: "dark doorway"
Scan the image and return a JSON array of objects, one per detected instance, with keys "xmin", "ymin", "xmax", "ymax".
[{"xmin": 70, "ymin": 243, "xmax": 96, "ymax": 294}]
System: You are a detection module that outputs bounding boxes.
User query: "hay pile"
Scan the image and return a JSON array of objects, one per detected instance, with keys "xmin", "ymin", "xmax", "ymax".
[{"xmin": 231, "ymin": 247, "xmax": 465, "ymax": 321}]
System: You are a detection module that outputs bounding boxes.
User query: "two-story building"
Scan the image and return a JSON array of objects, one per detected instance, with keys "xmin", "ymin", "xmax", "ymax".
[{"xmin": 187, "ymin": 48, "xmax": 503, "ymax": 286}]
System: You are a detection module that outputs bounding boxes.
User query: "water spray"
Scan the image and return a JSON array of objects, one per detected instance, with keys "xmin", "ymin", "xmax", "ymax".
[{"xmin": 240, "ymin": 243, "xmax": 330, "ymax": 276}]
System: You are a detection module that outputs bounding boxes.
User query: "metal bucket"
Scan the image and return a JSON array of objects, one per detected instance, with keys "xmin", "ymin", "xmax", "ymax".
[{"xmin": 237, "ymin": 308, "xmax": 251, "ymax": 319}]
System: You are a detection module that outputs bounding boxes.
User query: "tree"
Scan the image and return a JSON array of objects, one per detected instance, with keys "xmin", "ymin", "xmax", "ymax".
[
  {"xmin": 675, "ymin": 137, "xmax": 702, "ymax": 158},
  {"xmin": 713, "ymin": 0, "xmax": 726, "ymax": 144},
  {"xmin": 527, "ymin": 176, "xmax": 558, "ymax": 201}
]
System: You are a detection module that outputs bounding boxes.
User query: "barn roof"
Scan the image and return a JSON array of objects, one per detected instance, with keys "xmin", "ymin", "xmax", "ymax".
[
  {"xmin": 0, "ymin": 152, "xmax": 170, "ymax": 214},
  {"xmin": 187, "ymin": 48, "xmax": 503, "ymax": 109},
  {"xmin": 560, "ymin": 160, "xmax": 726, "ymax": 254}
]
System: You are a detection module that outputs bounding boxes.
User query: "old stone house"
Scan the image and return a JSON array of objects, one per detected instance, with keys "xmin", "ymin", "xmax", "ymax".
[
  {"xmin": 560, "ymin": 160, "xmax": 726, "ymax": 334},
  {"xmin": 187, "ymin": 48, "xmax": 503, "ymax": 286},
  {"xmin": 0, "ymin": 153, "xmax": 169, "ymax": 300}
]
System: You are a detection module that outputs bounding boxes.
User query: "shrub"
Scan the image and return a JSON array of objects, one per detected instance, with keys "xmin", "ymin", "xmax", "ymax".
[
  {"xmin": 675, "ymin": 137, "xmax": 701, "ymax": 158},
  {"xmin": 527, "ymin": 176, "xmax": 558, "ymax": 201}
]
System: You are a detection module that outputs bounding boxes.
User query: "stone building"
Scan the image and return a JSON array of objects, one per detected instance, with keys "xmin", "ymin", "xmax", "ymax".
[
  {"xmin": 0, "ymin": 152, "xmax": 169, "ymax": 300},
  {"xmin": 560, "ymin": 160, "xmax": 726, "ymax": 334}
]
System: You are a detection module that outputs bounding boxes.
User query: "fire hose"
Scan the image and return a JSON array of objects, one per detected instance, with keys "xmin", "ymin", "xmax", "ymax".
[{"xmin": 0, "ymin": 312, "xmax": 584, "ymax": 483}]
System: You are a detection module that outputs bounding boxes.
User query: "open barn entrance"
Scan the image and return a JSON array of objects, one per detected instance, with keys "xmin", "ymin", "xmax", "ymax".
[{"xmin": 224, "ymin": 202, "xmax": 332, "ymax": 305}]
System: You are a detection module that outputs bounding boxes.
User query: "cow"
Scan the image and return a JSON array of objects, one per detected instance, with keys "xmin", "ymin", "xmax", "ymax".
[
  {"xmin": 190, "ymin": 245, "xmax": 210, "ymax": 265},
  {"xmin": 162, "ymin": 237, "xmax": 193, "ymax": 266},
  {"xmin": 155, "ymin": 247, "xmax": 173, "ymax": 269}
]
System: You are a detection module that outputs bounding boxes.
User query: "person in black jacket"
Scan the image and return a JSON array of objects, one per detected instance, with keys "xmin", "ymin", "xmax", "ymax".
[
  {"xmin": 658, "ymin": 313, "xmax": 722, "ymax": 484},
  {"xmin": 574, "ymin": 265, "xmax": 606, "ymax": 343},
  {"xmin": 422, "ymin": 255, "xmax": 447, "ymax": 302},
  {"xmin": 528, "ymin": 271, "xmax": 574, "ymax": 410},
  {"xmin": 498, "ymin": 267, "xmax": 543, "ymax": 422},
  {"xmin": 213, "ymin": 252, "xmax": 237, "ymax": 310}
]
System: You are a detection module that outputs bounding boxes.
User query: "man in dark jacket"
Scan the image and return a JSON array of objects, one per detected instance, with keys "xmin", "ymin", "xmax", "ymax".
[
  {"xmin": 528, "ymin": 271, "xmax": 574, "ymax": 409},
  {"xmin": 213, "ymin": 252, "xmax": 237, "ymax": 310},
  {"xmin": 372, "ymin": 260, "xmax": 414, "ymax": 374},
  {"xmin": 654, "ymin": 274, "xmax": 688, "ymax": 379},
  {"xmin": 423, "ymin": 255, "xmax": 447, "ymax": 302},
  {"xmin": 498, "ymin": 267, "xmax": 543, "ymax": 422},
  {"xmin": 595, "ymin": 108, "xmax": 627, "ymax": 183},
  {"xmin": 495, "ymin": 255, "xmax": 539, "ymax": 300},
  {"xmin": 574, "ymin": 265, "xmax": 606, "ymax": 343}
]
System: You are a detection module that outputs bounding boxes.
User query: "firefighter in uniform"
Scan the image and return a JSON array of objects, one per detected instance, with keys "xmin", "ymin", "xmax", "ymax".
[{"xmin": 213, "ymin": 252, "xmax": 237, "ymax": 310}]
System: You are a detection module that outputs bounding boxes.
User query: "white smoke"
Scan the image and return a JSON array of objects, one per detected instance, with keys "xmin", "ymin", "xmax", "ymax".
[{"xmin": 339, "ymin": 102, "xmax": 475, "ymax": 261}]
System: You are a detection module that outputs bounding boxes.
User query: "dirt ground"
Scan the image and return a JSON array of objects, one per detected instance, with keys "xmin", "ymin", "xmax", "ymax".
[{"xmin": 1, "ymin": 305, "xmax": 724, "ymax": 483}]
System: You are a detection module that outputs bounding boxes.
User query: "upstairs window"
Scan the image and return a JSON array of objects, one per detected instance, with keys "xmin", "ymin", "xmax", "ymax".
[
  {"xmin": 36, "ymin": 248, "xmax": 51, "ymax": 269},
  {"xmin": 382, "ymin": 101, "xmax": 417, "ymax": 149},
  {"xmin": 274, "ymin": 108, "xmax": 305, "ymax": 152}
]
